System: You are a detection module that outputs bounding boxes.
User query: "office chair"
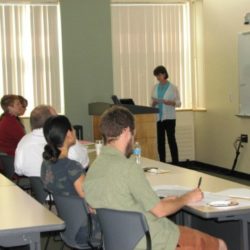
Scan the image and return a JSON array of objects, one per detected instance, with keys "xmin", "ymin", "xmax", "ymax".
[
  {"xmin": 0, "ymin": 152, "xmax": 15, "ymax": 179},
  {"xmin": 53, "ymin": 194, "xmax": 102, "ymax": 250},
  {"xmin": 96, "ymin": 208, "xmax": 152, "ymax": 250},
  {"xmin": 73, "ymin": 125, "xmax": 84, "ymax": 140},
  {"xmin": 29, "ymin": 177, "xmax": 57, "ymax": 250},
  {"xmin": 0, "ymin": 153, "xmax": 30, "ymax": 191},
  {"xmin": 29, "ymin": 177, "xmax": 54, "ymax": 208}
]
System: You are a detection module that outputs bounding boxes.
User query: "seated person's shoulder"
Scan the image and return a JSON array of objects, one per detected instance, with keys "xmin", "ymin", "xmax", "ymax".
[{"xmin": 66, "ymin": 158, "xmax": 86, "ymax": 174}]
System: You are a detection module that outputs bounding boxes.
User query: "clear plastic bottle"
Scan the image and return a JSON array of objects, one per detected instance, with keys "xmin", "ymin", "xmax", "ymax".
[{"xmin": 133, "ymin": 141, "xmax": 141, "ymax": 164}]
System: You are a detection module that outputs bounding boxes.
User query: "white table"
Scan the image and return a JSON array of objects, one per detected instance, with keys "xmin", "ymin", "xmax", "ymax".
[
  {"xmin": 0, "ymin": 173, "xmax": 15, "ymax": 186},
  {"xmin": 0, "ymin": 185, "xmax": 65, "ymax": 249},
  {"xmin": 141, "ymin": 157, "xmax": 250, "ymax": 250}
]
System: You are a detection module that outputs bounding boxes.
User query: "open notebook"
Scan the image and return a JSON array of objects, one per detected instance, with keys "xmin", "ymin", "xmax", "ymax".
[
  {"xmin": 214, "ymin": 188, "xmax": 250, "ymax": 199},
  {"xmin": 153, "ymin": 185, "xmax": 250, "ymax": 208}
]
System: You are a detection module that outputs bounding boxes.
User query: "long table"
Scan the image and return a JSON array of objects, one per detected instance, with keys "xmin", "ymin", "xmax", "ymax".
[
  {"xmin": 141, "ymin": 158, "xmax": 250, "ymax": 250},
  {"xmin": 0, "ymin": 178, "xmax": 65, "ymax": 250},
  {"xmin": 0, "ymin": 173, "xmax": 15, "ymax": 186}
]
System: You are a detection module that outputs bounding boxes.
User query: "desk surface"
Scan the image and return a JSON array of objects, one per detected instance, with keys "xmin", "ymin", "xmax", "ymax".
[
  {"xmin": 0, "ymin": 174, "xmax": 15, "ymax": 186},
  {"xmin": 142, "ymin": 158, "xmax": 250, "ymax": 218},
  {"xmin": 0, "ymin": 185, "xmax": 64, "ymax": 234},
  {"xmin": 142, "ymin": 158, "xmax": 248, "ymax": 191}
]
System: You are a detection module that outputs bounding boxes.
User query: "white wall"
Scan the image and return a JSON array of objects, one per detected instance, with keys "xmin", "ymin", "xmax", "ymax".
[{"xmin": 194, "ymin": 0, "xmax": 250, "ymax": 174}]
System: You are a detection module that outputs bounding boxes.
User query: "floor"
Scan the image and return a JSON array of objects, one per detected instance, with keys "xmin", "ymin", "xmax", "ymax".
[{"xmin": 178, "ymin": 160, "xmax": 250, "ymax": 186}]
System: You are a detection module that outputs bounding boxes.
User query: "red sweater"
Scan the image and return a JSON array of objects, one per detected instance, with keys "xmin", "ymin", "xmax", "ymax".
[{"xmin": 0, "ymin": 113, "xmax": 25, "ymax": 156}]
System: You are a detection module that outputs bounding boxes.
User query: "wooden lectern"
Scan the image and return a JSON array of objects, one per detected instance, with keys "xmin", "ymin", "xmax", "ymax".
[{"xmin": 89, "ymin": 102, "xmax": 158, "ymax": 160}]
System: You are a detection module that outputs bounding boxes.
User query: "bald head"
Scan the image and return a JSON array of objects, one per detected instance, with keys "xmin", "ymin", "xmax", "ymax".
[{"xmin": 30, "ymin": 105, "xmax": 57, "ymax": 130}]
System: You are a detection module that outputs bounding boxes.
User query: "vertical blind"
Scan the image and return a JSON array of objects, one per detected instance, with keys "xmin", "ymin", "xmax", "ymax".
[
  {"xmin": 0, "ymin": 2, "xmax": 63, "ymax": 114},
  {"xmin": 111, "ymin": 3, "xmax": 192, "ymax": 108}
]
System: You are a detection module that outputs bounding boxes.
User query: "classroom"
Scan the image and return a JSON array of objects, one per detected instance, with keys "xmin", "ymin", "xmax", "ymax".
[{"xmin": 1, "ymin": 0, "xmax": 250, "ymax": 249}]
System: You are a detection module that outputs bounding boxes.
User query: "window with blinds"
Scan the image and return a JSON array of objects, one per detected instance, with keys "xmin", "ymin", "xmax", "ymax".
[
  {"xmin": 0, "ymin": 1, "xmax": 64, "ymax": 115},
  {"xmin": 111, "ymin": 3, "xmax": 192, "ymax": 108}
]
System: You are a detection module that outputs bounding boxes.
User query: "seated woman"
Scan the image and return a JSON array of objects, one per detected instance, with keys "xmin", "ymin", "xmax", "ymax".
[
  {"xmin": 17, "ymin": 95, "xmax": 28, "ymax": 116},
  {"xmin": 41, "ymin": 115, "xmax": 101, "ymax": 245},
  {"xmin": 41, "ymin": 115, "xmax": 85, "ymax": 197},
  {"xmin": 0, "ymin": 94, "xmax": 26, "ymax": 156}
]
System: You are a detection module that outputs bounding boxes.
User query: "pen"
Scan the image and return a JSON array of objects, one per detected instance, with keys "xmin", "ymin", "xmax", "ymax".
[{"xmin": 197, "ymin": 177, "xmax": 202, "ymax": 188}]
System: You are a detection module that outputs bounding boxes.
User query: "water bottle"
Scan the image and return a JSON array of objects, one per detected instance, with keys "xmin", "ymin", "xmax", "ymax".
[{"xmin": 133, "ymin": 141, "xmax": 141, "ymax": 164}]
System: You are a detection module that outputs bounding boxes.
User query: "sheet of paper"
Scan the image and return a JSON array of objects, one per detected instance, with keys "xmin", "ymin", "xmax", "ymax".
[
  {"xmin": 153, "ymin": 186, "xmax": 250, "ymax": 209},
  {"xmin": 214, "ymin": 188, "xmax": 250, "ymax": 199},
  {"xmin": 189, "ymin": 192, "xmax": 250, "ymax": 209},
  {"xmin": 144, "ymin": 168, "xmax": 170, "ymax": 174}
]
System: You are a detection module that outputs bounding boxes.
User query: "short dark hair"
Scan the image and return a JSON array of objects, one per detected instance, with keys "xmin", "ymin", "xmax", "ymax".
[
  {"xmin": 153, "ymin": 65, "xmax": 169, "ymax": 79},
  {"xmin": 100, "ymin": 106, "xmax": 135, "ymax": 144},
  {"xmin": 30, "ymin": 105, "xmax": 55, "ymax": 130}
]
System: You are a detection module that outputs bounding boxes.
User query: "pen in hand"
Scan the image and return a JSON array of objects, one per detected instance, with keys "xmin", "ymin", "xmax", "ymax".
[{"xmin": 197, "ymin": 177, "xmax": 202, "ymax": 188}]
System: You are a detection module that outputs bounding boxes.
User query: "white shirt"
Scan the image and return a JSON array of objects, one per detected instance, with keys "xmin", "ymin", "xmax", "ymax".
[
  {"xmin": 151, "ymin": 82, "xmax": 181, "ymax": 121},
  {"xmin": 14, "ymin": 128, "xmax": 89, "ymax": 177}
]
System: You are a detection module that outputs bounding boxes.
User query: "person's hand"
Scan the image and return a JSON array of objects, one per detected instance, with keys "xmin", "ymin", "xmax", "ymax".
[
  {"xmin": 152, "ymin": 98, "xmax": 158, "ymax": 106},
  {"xmin": 181, "ymin": 188, "xmax": 203, "ymax": 204},
  {"xmin": 163, "ymin": 99, "xmax": 175, "ymax": 106},
  {"xmin": 87, "ymin": 205, "xmax": 96, "ymax": 214}
]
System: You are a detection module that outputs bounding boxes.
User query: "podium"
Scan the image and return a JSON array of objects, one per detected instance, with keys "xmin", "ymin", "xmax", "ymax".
[{"xmin": 89, "ymin": 102, "xmax": 159, "ymax": 160}]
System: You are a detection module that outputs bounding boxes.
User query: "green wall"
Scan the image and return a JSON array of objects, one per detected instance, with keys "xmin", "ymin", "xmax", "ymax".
[{"xmin": 60, "ymin": 0, "xmax": 113, "ymax": 140}]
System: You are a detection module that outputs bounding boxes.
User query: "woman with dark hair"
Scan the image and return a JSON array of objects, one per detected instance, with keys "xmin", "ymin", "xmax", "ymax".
[
  {"xmin": 41, "ymin": 115, "xmax": 101, "ymax": 246},
  {"xmin": 41, "ymin": 115, "xmax": 85, "ymax": 197},
  {"xmin": 0, "ymin": 94, "xmax": 26, "ymax": 156},
  {"xmin": 152, "ymin": 65, "xmax": 181, "ymax": 165}
]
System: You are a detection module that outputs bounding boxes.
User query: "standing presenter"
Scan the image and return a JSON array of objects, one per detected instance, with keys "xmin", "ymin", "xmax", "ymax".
[{"xmin": 152, "ymin": 65, "xmax": 181, "ymax": 164}]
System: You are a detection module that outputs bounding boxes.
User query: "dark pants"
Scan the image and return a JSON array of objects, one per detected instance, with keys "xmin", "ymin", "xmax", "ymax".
[{"xmin": 157, "ymin": 119, "xmax": 179, "ymax": 164}]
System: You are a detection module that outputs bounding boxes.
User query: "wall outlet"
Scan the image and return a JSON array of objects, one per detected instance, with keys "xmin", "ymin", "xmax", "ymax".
[{"xmin": 241, "ymin": 134, "xmax": 248, "ymax": 143}]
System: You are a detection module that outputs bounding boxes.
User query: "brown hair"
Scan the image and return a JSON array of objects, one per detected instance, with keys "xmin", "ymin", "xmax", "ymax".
[
  {"xmin": 0, "ymin": 94, "xmax": 19, "ymax": 113},
  {"xmin": 100, "ymin": 105, "xmax": 135, "ymax": 144},
  {"xmin": 18, "ymin": 95, "xmax": 28, "ymax": 108}
]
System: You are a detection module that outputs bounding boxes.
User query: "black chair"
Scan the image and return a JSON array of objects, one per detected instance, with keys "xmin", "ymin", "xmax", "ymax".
[
  {"xmin": 53, "ymin": 194, "xmax": 102, "ymax": 250},
  {"xmin": 96, "ymin": 208, "xmax": 152, "ymax": 250},
  {"xmin": 28, "ymin": 177, "xmax": 56, "ymax": 250},
  {"xmin": 73, "ymin": 125, "xmax": 83, "ymax": 140},
  {"xmin": 29, "ymin": 177, "xmax": 53, "ymax": 206},
  {"xmin": 0, "ymin": 153, "xmax": 15, "ymax": 179},
  {"xmin": 0, "ymin": 153, "xmax": 30, "ymax": 191}
]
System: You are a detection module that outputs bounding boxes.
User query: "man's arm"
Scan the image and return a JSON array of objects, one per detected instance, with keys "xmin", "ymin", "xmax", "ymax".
[
  {"xmin": 14, "ymin": 143, "xmax": 25, "ymax": 175},
  {"xmin": 150, "ymin": 188, "xmax": 203, "ymax": 217}
]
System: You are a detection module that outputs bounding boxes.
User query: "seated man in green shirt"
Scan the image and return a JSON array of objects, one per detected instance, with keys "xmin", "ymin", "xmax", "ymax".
[{"xmin": 84, "ymin": 106, "xmax": 227, "ymax": 250}]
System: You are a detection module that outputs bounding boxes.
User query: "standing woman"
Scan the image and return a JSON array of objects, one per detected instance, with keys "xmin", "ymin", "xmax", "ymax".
[
  {"xmin": 41, "ymin": 115, "xmax": 85, "ymax": 197},
  {"xmin": 0, "ymin": 95, "xmax": 26, "ymax": 156},
  {"xmin": 151, "ymin": 65, "xmax": 181, "ymax": 164}
]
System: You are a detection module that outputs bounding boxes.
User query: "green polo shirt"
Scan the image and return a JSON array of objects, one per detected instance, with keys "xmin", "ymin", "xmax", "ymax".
[{"xmin": 84, "ymin": 146, "xmax": 179, "ymax": 250}]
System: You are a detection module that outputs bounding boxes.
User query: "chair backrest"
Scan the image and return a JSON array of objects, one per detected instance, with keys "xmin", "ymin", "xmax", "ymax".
[
  {"xmin": 0, "ymin": 154, "xmax": 15, "ymax": 179},
  {"xmin": 53, "ymin": 194, "xmax": 102, "ymax": 249},
  {"xmin": 96, "ymin": 208, "xmax": 152, "ymax": 250},
  {"xmin": 29, "ymin": 177, "xmax": 48, "ymax": 204},
  {"xmin": 73, "ymin": 125, "xmax": 83, "ymax": 140}
]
